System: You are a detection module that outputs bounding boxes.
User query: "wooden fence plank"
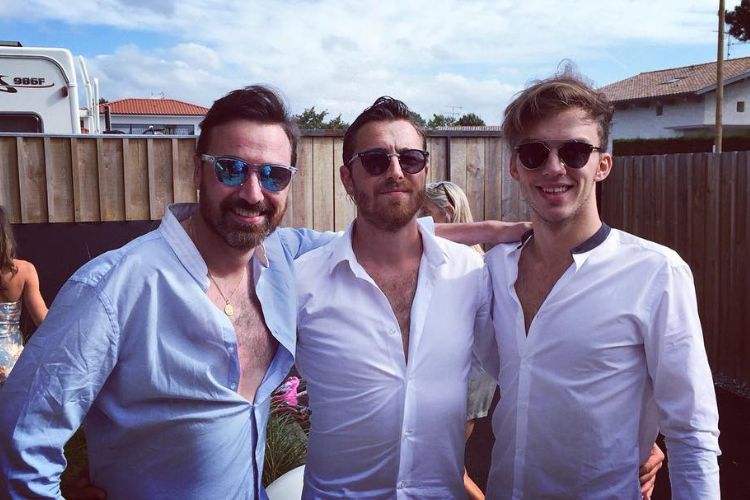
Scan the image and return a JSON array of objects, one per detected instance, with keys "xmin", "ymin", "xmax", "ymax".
[
  {"xmin": 427, "ymin": 137, "xmax": 447, "ymax": 183},
  {"xmin": 449, "ymin": 137, "xmax": 467, "ymax": 192},
  {"xmin": 0, "ymin": 137, "xmax": 21, "ymax": 222},
  {"xmin": 73, "ymin": 138, "xmax": 100, "ymax": 221},
  {"xmin": 97, "ymin": 138, "xmax": 125, "ymax": 221},
  {"xmin": 465, "ymin": 138, "xmax": 485, "ymax": 222},
  {"xmin": 44, "ymin": 137, "xmax": 74, "ymax": 223},
  {"xmin": 312, "ymin": 137, "xmax": 335, "ymax": 231},
  {"xmin": 148, "ymin": 139, "xmax": 174, "ymax": 220},
  {"xmin": 173, "ymin": 138, "xmax": 197, "ymax": 204},
  {"xmin": 122, "ymin": 139, "xmax": 150, "ymax": 220},
  {"xmin": 17, "ymin": 137, "xmax": 47, "ymax": 223},
  {"xmin": 333, "ymin": 138, "xmax": 354, "ymax": 230},
  {"xmin": 484, "ymin": 137, "xmax": 503, "ymax": 222},
  {"xmin": 291, "ymin": 137, "xmax": 314, "ymax": 228}
]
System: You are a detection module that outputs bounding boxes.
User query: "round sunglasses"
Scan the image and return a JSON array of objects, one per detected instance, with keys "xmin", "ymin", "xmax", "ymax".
[
  {"xmin": 201, "ymin": 154, "xmax": 297, "ymax": 192},
  {"xmin": 347, "ymin": 148, "xmax": 429, "ymax": 176},
  {"xmin": 515, "ymin": 140, "xmax": 602, "ymax": 170}
]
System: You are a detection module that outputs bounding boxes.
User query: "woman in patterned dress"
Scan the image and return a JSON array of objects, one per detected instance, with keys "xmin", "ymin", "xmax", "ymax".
[{"xmin": 0, "ymin": 206, "xmax": 48, "ymax": 386}]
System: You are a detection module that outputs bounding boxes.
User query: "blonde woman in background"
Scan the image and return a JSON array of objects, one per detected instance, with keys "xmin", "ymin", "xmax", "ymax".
[
  {"xmin": 422, "ymin": 181, "xmax": 495, "ymax": 500},
  {"xmin": 0, "ymin": 206, "xmax": 47, "ymax": 386}
]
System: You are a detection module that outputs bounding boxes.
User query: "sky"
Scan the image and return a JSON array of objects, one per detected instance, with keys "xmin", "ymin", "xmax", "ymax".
[{"xmin": 1, "ymin": 0, "xmax": 748, "ymax": 124}]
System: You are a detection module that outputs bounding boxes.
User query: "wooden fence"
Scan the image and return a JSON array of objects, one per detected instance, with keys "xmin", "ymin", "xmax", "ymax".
[
  {"xmin": 600, "ymin": 152, "xmax": 749, "ymax": 385},
  {"xmin": 2, "ymin": 134, "xmax": 747, "ymax": 384},
  {"xmin": 0, "ymin": 131, "xmax": 529, "ymax": 229}
]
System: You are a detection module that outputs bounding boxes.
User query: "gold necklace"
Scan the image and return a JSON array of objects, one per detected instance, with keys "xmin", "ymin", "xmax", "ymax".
[
  {"xmin": 188, "ymin": 217, "xmax": 245, "ymax": 317},
  {"xmin": 206, "ymin": 270, "xmax": 244, "ymax": 317}
]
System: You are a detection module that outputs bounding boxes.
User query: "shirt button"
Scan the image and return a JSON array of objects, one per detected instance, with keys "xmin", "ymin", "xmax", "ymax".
[
  {"xmin": 389, "ymin": 327, "xmax": 398, "ymax": 335},
  {"xmin": 230, "ymin": 383, "xmax": 237, "ymax": 390},
  {"xmin": 398, "ymin": 481, "xmax": 406, "ymax": 489}
]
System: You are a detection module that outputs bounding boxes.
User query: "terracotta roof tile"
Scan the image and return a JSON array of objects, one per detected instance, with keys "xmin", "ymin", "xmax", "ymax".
[
  {"xmin": 99, "ymin": 98, "xmax": 208, "ymax": 116},
  {"xmin": 599, "ymin": 56, "xmax": 750, "ymax": 103}
]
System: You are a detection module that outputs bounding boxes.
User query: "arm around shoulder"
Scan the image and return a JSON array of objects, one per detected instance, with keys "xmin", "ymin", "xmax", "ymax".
[{"xmin": 435, "ymin": 220, "xmax": 531, "ymax": 246}]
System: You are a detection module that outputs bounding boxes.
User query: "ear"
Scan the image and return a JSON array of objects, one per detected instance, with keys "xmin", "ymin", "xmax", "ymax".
[
  {"xmin": 594, "ymin": 152, "xmax": 613, "ymax": 182},
  {"xmin": 509, "ymin": 155, "xmax": 521, "ymax": 181},
  {"xmin": 340, "ymin": 165, "xmax": 355, "ymax": 196},
  {"xmin": 193, "ymin": 154, "xmax": 204, "ymax": 189}
]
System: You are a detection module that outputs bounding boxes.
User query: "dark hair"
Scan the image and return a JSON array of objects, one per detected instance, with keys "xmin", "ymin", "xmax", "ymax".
[
  {"xmin": 0, "ymin": 206, "xmax": 18, "ymax": 278},
  {"xmin": 502, "ymin": 65, "xmax": 614, "ymax": 150},
  {"xmin": 197, "ymin": 85, "xmax": 300, "ymax": 166},
  {"xmin": 343, "ymin": 96, "xmax": 426, "ymax": 165}
]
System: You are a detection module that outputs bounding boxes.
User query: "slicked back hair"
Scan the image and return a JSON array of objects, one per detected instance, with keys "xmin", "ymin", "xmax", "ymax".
[
  {"xmin": 197, "ymin": 85, "xmax": 300, "ymax": 166},
  {"xmin": 502, "ymin": 68, "xmax": 614, "ymax": 151},
  {"xmin": 343, "ymin": 96, "xmax": 426, "ymax": 165}
]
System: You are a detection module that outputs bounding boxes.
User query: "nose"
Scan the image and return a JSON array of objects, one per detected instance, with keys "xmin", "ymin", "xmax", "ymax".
[
  {"xmin": 237, "ymin": 170, "xmax": 265, "ymax": 204},
  {"xmin": 385, "ymin": 153, "xmax": 405, "ymax": 180},
  {"xmin": 541, "ymin": 147, "xmax": 567, "ymax": 176}
]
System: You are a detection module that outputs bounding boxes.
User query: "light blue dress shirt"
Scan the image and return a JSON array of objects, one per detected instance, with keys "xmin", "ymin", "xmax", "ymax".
[{"xmin": 0, "ymin": 203, "xmax": 333, "ymax": 500}]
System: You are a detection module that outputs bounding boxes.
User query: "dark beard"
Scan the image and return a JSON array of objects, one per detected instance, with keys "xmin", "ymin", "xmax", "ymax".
[
  {"xmin": 200, "ymin": 195, "xmax": 283, "ymax": 251},
  {"xmin": 354, "ymin": 180, "xmax": 424, "ymax": 232}
]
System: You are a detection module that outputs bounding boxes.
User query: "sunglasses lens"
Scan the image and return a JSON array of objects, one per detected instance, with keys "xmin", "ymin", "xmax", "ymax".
[
  {"xmin": 359, "ymin": 152, "xmax": 391, "ymax": 176},
  {"xmin": 214, "ymin": 158, "xmax": 248, "ymax": 187},
  {"xmin": 558, "ymin": 142, "xmax": 595, "ymax": 169},
  {"xmin": 516, "ymin": 142, "xmax": 549, "ymax": 169},
  {"xmin": 399, "ymin": 150, "xmax": 427, "ymax": 174},
  {"xmin": 257, "ymin": 165, "xmax": 293, "ymax": 192},
  {"xmin": 214, "ymin": 158, "xmax": 292, "ymax": 191}
]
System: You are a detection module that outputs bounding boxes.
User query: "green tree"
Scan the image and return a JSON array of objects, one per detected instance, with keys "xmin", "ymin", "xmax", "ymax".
[
  {"xmin": 427, "ymin": 114, "xmax": 456, "ymax": 128},
  {"xmin": 326, "ymin": 114, "xmax": 350, "ymax": 130},
  {"xmin": 409, "ymin": 111, "xmax": 427, "ymax": 127},
  {"xmin": 455, "ymin": 112, "xmax": 486, "ymax": 126},
  {"xmin": 294, "ymin": 107, "xmax": 350, "ymax": 130},
  {"xmin": 726, "ymin": 0, "xmax": 750, "ymax": 42},
  {"xmin": 294, "ymin": 107, "xmax": 329, "ymax": 129}
]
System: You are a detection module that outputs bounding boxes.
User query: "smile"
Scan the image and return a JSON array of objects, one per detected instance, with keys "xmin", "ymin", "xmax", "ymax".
[{"xmin": 539, "ymin": 186, "xmax": 571, "ymax": 194}]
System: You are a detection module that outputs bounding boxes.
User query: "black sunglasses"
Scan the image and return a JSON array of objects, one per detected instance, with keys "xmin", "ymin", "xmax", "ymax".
[
  {"xmin": 201, "ymin": 154, "xmax": 297, "ymax": 192},
  {"xmin": 515, "ymin": 140, "xmax": 602, "ymax": 170},
  {"xmin": 347, "ymin": 148, "xmax": 429, "ymax": 176}
]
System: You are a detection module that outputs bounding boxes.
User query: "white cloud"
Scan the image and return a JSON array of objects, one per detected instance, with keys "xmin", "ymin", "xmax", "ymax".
[{"xmin": 3, "ymin": 0, "xmax": 738, "ymax": 122}]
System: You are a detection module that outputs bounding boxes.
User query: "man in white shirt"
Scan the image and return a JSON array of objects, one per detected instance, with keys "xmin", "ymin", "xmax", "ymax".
[
  {"xmin": 483, "ymin": 69, "xmax": 721, "ymax": 498},
  {"xmin": 294, "ymin": 96, "xmax": 520, "ymax": 499}
]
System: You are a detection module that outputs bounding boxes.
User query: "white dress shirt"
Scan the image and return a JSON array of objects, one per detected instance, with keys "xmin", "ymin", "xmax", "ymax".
[
  {"xmin": 484, "ymin": 224, "xmax": 720, "ymax": 499},
  {"xmin": 295, "ymin": 221, "xmax": 491, "ymax": 499}
]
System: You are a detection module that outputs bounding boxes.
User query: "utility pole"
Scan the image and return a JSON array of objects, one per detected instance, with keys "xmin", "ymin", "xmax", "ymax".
[{"xmin": 715, "ymin": 0, "xmax": 725, "ymax": 153}]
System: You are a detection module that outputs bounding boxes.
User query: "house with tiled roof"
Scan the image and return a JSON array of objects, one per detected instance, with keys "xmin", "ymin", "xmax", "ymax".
[
  {"xmin": 599, "ymin": 57, "xmax": 750, "ymax": 142},
  {"xmin": 98, "ymin": 98, "xmax": 208, "ymax": 135}
]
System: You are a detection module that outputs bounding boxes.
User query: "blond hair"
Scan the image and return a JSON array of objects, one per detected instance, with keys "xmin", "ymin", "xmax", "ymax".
[{"xmin": 425, "ymin": 181, "xmax": 483, "ymax": 254}]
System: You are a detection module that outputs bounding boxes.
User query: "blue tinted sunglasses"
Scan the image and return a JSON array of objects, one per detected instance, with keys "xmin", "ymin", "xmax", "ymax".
[{"xmin": 201, "ymin": 154, "xmax": 297, "ymax": 192}]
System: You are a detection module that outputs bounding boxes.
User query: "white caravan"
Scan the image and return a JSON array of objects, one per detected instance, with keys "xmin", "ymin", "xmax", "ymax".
[{"xmin": 0, "ymin": 41, "xmax": 100, "ymax": 134}]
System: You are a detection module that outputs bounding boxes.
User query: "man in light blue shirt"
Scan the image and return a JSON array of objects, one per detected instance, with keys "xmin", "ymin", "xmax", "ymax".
[{"xmin": 0, "ymin": 85, "xmax": 331, "ymax": 499}]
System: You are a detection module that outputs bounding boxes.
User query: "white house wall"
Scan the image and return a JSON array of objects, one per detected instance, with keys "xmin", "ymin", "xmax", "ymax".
[
  {"xmin": 702, "ymin": 78, "xmax": 750, "ymax": 125},
  {"xmin": 97, "ymin": 114, "xmax": 203, "ymax": 135},
  {"xmin": 611, "ymin": 98, "xmax": 704, "ymax": 140}
]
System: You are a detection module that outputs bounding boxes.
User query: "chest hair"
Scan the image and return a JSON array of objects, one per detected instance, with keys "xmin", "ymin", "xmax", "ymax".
[
  {"xmin": 208, "ymin": 275, "xmax": 277, "ymax": 402},
  {"xmin": 365, "ymin": 265, "xmax": 419, "ymax": 363}
]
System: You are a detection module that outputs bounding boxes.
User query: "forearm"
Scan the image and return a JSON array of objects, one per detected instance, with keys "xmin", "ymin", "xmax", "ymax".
[{"xmin": 435, "ymin": 220, "xmax": 530, "ymax": 246}]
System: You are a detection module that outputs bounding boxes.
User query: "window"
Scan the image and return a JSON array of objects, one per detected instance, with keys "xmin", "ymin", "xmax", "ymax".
[
  {"xmin": 737, "ymin": 101, "xmax": 745, "ymax": 113},
  {"xmin": 656, "ymin": 104, "xmax": 663, "ymax": 116}
]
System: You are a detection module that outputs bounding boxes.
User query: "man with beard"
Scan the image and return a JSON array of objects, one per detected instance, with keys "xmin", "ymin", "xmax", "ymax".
[
  {"xmin": 0, "ymin": 85, "xmax": 334, "ymax": 499},
  {"xmin": 293, "ymin": 97, "xmax": 505, "ymax": 498}
]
